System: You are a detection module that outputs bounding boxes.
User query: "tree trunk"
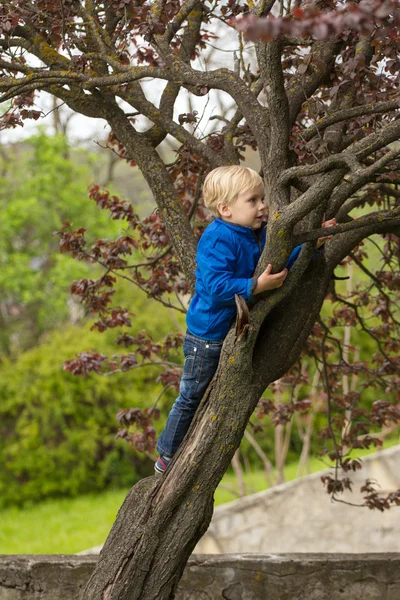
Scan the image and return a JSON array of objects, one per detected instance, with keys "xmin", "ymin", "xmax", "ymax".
[{"xmin": 82, "ymin": 260, "xmax": 331, "ymax": 600}]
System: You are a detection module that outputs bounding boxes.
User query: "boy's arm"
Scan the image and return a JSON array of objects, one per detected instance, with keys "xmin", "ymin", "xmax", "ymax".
[
  {"xmin": 287, "ymin": 218, "xmax": 337, "ymax": 268},
  {"xmin": 265, "ymin": 217, "xmax": 337, "ymax": 271},
  {"xmin": 286, "ymin": 245, "xmax": 303, "ymax": 270}
]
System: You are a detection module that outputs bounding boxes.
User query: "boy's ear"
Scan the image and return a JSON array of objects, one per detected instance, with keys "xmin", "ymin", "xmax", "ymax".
[{"xmin": 217, "ymin": 202, "xmax": 231, "ymax": 218}]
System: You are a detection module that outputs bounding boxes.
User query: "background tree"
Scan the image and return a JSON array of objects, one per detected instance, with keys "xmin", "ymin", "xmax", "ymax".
[
  {"xmin": 0, "ymin": 132, "xmax": 126, "ymax": 353},
  {"xmin": 1, "ymin": 1, "xmax": 400, "ymax": 599}
]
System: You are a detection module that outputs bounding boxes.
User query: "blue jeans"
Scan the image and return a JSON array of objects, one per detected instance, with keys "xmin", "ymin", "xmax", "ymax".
[{"xmin": 156, "ymin": 332, "xmax": 224, "ymax": 458}]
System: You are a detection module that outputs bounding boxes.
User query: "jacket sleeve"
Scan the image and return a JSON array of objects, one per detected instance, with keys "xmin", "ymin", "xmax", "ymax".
[
  {"xmin": 286, "ymin": 245, "xmax": 302, "ymax": 270},
  {"xmin": 286, "ymin": 245, "xmax": 319, "ymax": 270},
  {"xmin": 197, "ymin": 234, "xmax": 253, "ymax": 302}
]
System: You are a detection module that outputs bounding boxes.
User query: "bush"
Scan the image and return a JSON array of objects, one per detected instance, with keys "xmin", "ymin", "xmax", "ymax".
[{"xmin": 0, "ymin": 290, "xmax": 184, "ymax": 508}]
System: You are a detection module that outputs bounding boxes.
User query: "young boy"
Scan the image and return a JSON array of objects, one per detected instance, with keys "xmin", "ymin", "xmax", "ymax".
[
  {"xmin": 154, "ymin": 165, "xmax": 292, "ymax": 474},
  {"xmin": 155, "ymin": 166, "xmax": 335, "ymax": 473}
]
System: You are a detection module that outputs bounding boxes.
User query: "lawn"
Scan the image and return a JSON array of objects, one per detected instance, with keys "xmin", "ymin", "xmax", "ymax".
[{"xmin": 0, "ymin": 439, "xmax": 398, "ymax": 554}]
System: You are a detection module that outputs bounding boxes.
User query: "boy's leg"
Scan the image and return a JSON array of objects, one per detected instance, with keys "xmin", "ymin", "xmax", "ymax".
[{"xmin": 156, "ymin": 335, "xmax": 223, "ymax": 467}]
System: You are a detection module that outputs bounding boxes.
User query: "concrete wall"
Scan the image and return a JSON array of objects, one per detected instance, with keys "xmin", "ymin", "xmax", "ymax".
[
  {"xmin": 195, "ymin": 445, "xmax": 400, "ymax": 554},
  {"xmin": 1, "ymin": 554, "xmax": 400, "ymax": 600}
]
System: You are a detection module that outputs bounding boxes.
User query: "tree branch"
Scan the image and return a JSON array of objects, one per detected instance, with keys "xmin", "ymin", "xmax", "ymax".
[
  {"xmin": 164, "ymin": 0, "xmax": 202, "ymax": 43},
  {"xmin": 146, "ymin": 3, "xmax": 207, "ymax": 149},
  {"xmin": 116, "ymin": 86, "xmax": 227, "ymax": 167},
  {"xmin": 344, "ymin": 116, "xmax": 400, "ymax": 162},
  {"xmin": 287, "ymin": 37, "xmax": 342, "ymax": 127},
  {"xmin": 279, "ymin": 153, "xmax": 361, "ymax": 186},
  {"xmin": 263, "ymin": 40, "xmax": 290, "ymax": 178},
  {"xmin": 325, "ymin": 210, "xmax": 400, "ymax": 269},
  {"xmin": 153, "ymin": 38, "xmax": 270, "ymax": 162},
  {"xmin": 283, "ymin": 169, "xmax": 346, "ymax": 229},
  {"xmin": 302, "ymin": 100, "xmax": 400, "ymax": 143},
  {"xmin": 328, "ymin": 146, "xmax": 400, "ymax": 216},
  {"xmin": 12, "ymin": 24, "xmax": 70, "ymax": 68},
  {"xmin": 322, "ymin": 35, "xmax": 374, "ymax": 153},
  {"xmin": 294, "ymin": 207, "xmax": 400, "ymax": 244},
  {"xmin": 256, "ymin": 0, "xmax": 278, "ymax": 16}
]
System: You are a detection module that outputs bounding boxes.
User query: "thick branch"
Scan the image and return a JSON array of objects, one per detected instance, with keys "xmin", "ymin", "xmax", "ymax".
[
  {"xmin": 284, "ymin": 169, "xmax": 346, "ymax": 228},
  {"xmin": 325, "ymin": 213, "xmax": 400, "ymax": 269},
  {"xmin": 0, "ymin": 36, "xmax": 33, "ymax": 52},
  {"xmin": 279, "ymin": 153, "xmax": 361, "ymax": 185},
  {"xmin": 249, "ymin": 241, "xmax": 316, "ymax": 334},
  {"xmin": 302, "ymin": 100, "xmax": 400, "ymax": 143},
  {"xmin": 328, "ymin": 147, "xmax": 400, "ymax": 215},
  {"xmin": 0, "ymin": 58, "xmax": 33, "ymax": 75},
  {"xmin": 336, "ymin": 194, "xmax": 370, "ymax": 221},
  {"xmin": 262, "ymin": 39, "xmax": 290, "ymax": 197},
  {"xmin": 154, "ymin": 38, "xmax": 270, "ymax": 163},
  {"xmin": 345, "ymin": 116, "xmax": 400, "ymax": 161},
  {"xmin": 253, "ymin": 258, "xmax": 332, "ymax": 387},
  {"xmin": 294, "ymin": 208, "xmax": 400, "ymax": 245},
  {"xmin": 78, "ymin": 0, "xmax": 112, "ymax": 55},
  {"xmin": 286, "ymin": 114, "xmax": 400, "ymax": 194},
  {"xmin": 0, "ymin": 66, "xmax": 163, "ymax": 98},
  {"xmin": 280, "ymin": 120, "xmax": 400, "ymax": 225},
  {"xmin": 322, "ymin": 36, "xmax": 373, "ymax": 153},
  {"xmin": 145, "ymin": 1, "xmax": 204, "ymax": 147},
  {"xmin": 164, "ymin": 0, "xmax": 202, "ymax": 43},
  {"xmin": 256, "ymin": 0, "xmax": 278, "ymax": 16},
  {"xmin": 117, "ymin": 86, "xmax": 226, "ymax": 167},
  {"xmin": 11, "ymin": 24, "xmax": 70, "ymax": 68}
]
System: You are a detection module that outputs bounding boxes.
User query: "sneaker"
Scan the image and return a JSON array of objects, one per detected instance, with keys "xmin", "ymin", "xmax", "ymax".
[{"xmin": 154, "ymin": 455, "xmax": 172, "ymax": 474}]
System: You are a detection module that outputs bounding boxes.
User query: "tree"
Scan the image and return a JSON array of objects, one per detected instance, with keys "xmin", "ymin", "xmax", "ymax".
[
  {"xmin": 1, "ymin": 1, "xmax": 400, "ymax": 598},
  {"xmin": 0, "ymin": 132, "xmax": 128, "ymax": 354}
]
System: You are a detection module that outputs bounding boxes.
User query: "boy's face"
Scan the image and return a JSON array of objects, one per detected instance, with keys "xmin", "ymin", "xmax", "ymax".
[{"xmin": 218, "ymin": 184, "xmax": 266, "ymax": 229}]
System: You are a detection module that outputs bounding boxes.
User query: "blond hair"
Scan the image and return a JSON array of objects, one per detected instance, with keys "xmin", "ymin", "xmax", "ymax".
[{"xmin": 202, "ymin": 166, "xmax": 263, "ymax": 217}]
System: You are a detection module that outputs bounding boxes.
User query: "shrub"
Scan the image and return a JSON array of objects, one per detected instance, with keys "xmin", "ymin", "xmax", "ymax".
[{"xmin": 0, "ymin": 291, "xmax": 184, "ymax": 508}]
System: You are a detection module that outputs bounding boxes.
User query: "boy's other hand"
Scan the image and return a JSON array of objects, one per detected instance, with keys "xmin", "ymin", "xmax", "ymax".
[
  {"xmin": 317, "ymin": 217, "xmax": 336, "ymax": 248},
  {"xmin": 255, "ymin": 264, "xmax": 288, "ymax": 294}
]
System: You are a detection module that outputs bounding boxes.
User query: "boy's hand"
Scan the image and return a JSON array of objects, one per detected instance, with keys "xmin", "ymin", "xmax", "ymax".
[
  {"xmin": 316, "ymin": 217, "xmax": 336, "ymax": 248},
  {"xmin": 254, "ymin": 264, "xmax": 288, "ymax": 294}
]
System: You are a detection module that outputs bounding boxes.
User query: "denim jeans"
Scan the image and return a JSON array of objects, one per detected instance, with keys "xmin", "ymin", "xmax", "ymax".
[{"xmin": 156, "ymin": 332, "xmax": 224, "ymax": 458}]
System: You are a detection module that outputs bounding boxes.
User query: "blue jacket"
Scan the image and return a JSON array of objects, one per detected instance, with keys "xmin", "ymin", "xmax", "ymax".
[{"xmin": 186, "ymin": 219, "xmax": 301, "ymax": 341}]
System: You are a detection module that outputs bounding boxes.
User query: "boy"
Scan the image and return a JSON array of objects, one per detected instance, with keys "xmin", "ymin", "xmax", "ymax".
[{"xmin": 155, "ymin": 165, "xmax": 333, "ymax": 474}]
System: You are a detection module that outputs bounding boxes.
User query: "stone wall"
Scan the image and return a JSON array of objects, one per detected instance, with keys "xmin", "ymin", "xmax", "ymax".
[
  {"xmin": 1, "ymin": 554, "xmax": 400, "ymax": 600},
  {"xmin": 194, "ymin": 444, "xmax": 400, "ymax": 554}
]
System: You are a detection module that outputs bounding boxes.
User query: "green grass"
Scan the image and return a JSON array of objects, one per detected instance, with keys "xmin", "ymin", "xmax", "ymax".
[
  {"xmin": 1, "ymin": 438, "xmax": 399, "ymax": 554},
  {"xmin": 0, "ymin": 489, "xmax": 129, "ymax": 555}
]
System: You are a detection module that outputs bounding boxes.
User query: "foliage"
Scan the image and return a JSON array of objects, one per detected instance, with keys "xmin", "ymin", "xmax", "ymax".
[
  {"xmin": 0, "ymin": 285, "xmax": 185, "ymax": 509},
  {"xmin": 238, "ymin": 0, "xmax": 400, "ymax": 41},
  {"xmin": 0, "ymin": 132, "xmax": 127, "ymax": 355}
]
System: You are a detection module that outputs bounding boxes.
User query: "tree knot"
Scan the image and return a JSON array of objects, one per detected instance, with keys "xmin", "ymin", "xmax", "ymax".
[{"xmin": 234, "ymin": 294, "xmax": 250, "ymax": 343}]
